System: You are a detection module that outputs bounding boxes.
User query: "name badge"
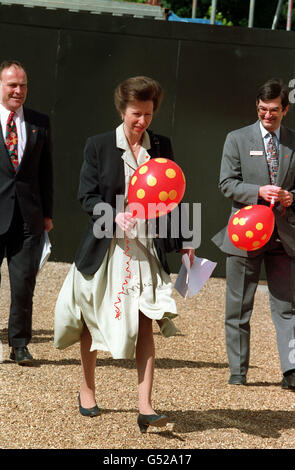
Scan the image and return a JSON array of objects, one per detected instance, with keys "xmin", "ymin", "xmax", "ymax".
[{"xmin": 250, "ymin": 150, "xmax": 264, "ymax": 156}]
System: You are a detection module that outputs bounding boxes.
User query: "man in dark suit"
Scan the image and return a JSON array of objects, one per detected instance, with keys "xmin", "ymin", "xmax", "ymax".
[
  {"xmin": 212, "ymin": 78, "xmax": 295, "ymax": 389},
  {"xmin": 0, "ymin": 60, "xmax": 53, "ymax": 364}
]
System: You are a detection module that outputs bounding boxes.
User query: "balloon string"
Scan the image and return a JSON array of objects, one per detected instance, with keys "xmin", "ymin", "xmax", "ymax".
[
  {"xmin": 270, "ymin": 196, "xmax": 275, "ymax": 210},
  {"xmin": 270, "ymin": 196, "xmax": 286, "ymax": 217},
  {"xmin": 114, "ymin": 236, "xmax": 132, "ymax": 319}
]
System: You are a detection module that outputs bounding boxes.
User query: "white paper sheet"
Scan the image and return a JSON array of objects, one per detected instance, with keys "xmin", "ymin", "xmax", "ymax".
[
  {"xmin": 38, "ymin": 231, "xmax": 51, "ymax": 272},
  {"xmin": 174, "ymin": 254, "xmax": 217, "ymax": 298}
]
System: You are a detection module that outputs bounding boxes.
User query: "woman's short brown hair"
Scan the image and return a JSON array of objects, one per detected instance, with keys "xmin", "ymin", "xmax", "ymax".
[{"xmin": 114, "ymin": 76, "xmax": 163, "ymax": 114}]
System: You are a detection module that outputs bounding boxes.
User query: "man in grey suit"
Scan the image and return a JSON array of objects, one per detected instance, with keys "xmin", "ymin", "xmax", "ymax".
[{"xmin": 212, "ymin": 78, "xmax": 295, "ymax": 389}]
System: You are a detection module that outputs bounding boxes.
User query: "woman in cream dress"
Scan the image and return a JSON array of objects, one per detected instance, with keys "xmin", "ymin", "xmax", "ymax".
[{"xmin": 54, "ymin": 76, "xmax": 194, "ymax": 432}]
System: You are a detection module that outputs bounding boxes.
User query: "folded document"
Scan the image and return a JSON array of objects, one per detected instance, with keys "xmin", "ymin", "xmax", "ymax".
[
  {"xmin": 39, "ymin": 231, "xmax": 51, "ymax": 271},
  {"xmin": 174, "ymin": 254, "xmax": 217, "ymax": 298}
]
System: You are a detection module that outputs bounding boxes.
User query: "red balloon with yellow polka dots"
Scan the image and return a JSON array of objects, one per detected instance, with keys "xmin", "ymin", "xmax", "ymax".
[
  {"xmin": 228, "ymin": 204, "xmax": 275, "ymax": 251},
  {"xmin": 128, "ymin": 158, "xmax": 186, "ymax": 219}
]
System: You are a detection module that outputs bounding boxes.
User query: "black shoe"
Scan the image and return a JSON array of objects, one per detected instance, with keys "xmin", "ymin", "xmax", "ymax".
[
  {"xmin": 137, "ymin": 413, "xmax": 168, "ymax": 433},
  {"xmin": 10, "ymin": 347, "xmax": 33, "ymax": 365},
  {"xmin": 282, "ymin": 372, "xmax": 295, "ymax": 391},
  {"xmin": 78, "ymin": 394, "xmax": 100, "ymax": 417},
  {"xmin": 228, "ymin": 374, "xmax": 246, "ymax": 385}
]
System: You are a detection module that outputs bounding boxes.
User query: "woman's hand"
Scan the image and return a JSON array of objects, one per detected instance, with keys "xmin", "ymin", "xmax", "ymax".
[
  {"xmin": 115, "ymin": 212, "xmax": 137, "ymax": 232},
  {"xmin": 180, "ymin": 248, "xmax": 195, "ymax": 267}
]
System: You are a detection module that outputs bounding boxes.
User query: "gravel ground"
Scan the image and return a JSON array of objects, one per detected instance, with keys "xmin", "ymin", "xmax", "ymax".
[{"xmin": 0, "ymin": 260, "xmax": 294, "ymax": 450}]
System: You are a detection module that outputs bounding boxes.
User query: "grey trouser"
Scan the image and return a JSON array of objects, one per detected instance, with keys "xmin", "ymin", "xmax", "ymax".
[{"xmin": 225, "ymin": 236, "xmax": 295, "ymax": 376}]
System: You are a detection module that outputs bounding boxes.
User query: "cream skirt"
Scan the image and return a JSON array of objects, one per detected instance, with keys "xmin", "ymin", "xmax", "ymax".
[{"xmin": 54, "ymin": 235, "xmax": 178, "ymax": 359}]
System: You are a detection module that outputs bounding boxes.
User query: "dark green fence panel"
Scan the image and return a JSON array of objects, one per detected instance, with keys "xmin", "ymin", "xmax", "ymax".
[{"xmin": 1, "ymin": 4, "xmax": 294, "ymax": 276}]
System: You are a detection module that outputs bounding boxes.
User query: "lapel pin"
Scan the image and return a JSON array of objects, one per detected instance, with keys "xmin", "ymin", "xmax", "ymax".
[
  {"xmin": 285, "ymin": 154, "xmax": 289, "ymax": 158},
  {"xmin": 32, "ymin": 129, "xmax": 36, "ymax": 133}
]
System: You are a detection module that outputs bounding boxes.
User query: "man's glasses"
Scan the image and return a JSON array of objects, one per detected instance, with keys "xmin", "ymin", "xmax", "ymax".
[{"xmin": 257, "ymin": 106, "xmax": 282, "ymax": 116}]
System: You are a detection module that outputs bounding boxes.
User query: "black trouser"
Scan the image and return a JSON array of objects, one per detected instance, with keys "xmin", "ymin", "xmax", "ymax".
[{"xmin": 0, "ymin": 202, "xmax": 42, "ymax": 347}]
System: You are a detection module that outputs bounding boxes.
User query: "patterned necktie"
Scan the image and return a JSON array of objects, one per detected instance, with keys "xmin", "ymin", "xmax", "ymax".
[
  {"xmin": 266, "ymin": 133, "xmax": 279, "ymax": 185},
  {"xmin": 5, "ymin": 111, "xmax": 18, "ymax": 172}
]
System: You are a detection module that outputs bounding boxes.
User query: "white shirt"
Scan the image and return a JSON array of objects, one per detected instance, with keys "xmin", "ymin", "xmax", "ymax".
[{"xmin": 0, "ymin": 103, "xmax": 27, "ymax": 163}]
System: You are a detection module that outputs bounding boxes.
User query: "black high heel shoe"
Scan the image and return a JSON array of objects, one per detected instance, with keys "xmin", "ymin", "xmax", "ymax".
[
  {"xmin": 78, "ymin": 394, "xmax": 100, "ymax": 417},
  {"xmin": 137, "ymin": 413, "xmax": 168, "ymax": 433}
]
